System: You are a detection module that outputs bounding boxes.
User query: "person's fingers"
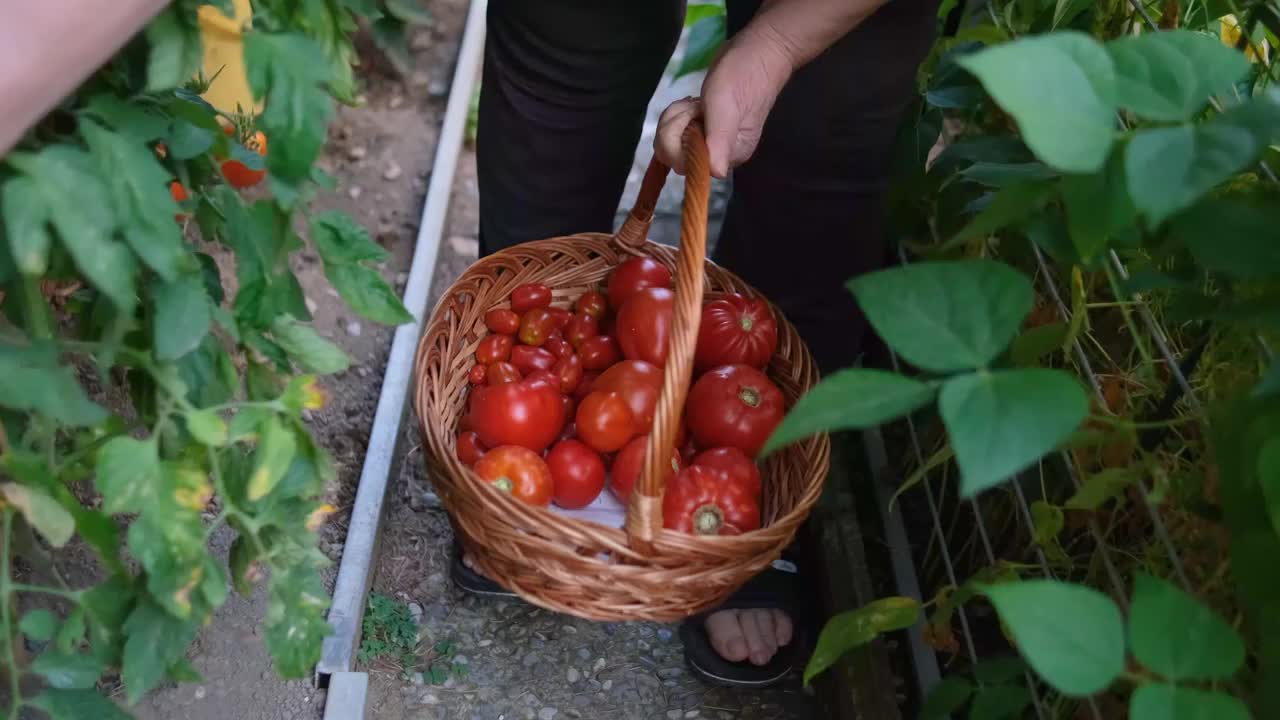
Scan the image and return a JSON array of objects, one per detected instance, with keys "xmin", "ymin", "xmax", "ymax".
[
  {"xmin": 654, "ymin": 97, "xmax": 702, "ymax": 175},
  {"xmin": 705, "ymin": 610, "xmax": 750, "ymax": 662},
  {"xmin": 739, "ymin": 609, "xmax": 777, "ymax": 666},
  {"xmin": 462, "ymin": 552, "xmax": 474, "ymax": 570},
  {"xmin": 754, "ymin": 608, "xmax": 779, "ymax": 659},
  {"xmin": 700, "ymin": 88, "xmax": 739, "ymax": 179},
  {"xmin": 772, "ymin": 609, "xmax": 794, "ymax": 648}
]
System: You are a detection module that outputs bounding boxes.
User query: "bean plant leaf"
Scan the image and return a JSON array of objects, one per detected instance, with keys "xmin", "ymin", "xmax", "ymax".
[
  {"xmin": 326, "ymin": 263, "xmax": 413, "ymax": 325},
  {"xmin": 121, "ymin": 599, "xmax": 200, "ymax": 704},
  {"xmin": 762, "ymin": 370, "xmax": 936, "ymax": 456},
  {"xmin": 1030, "ymin": 500, "xmax": 1063, "ymax": 547},
  {"xmin": 153, "ymin": 272, "xmax": 213, "ymax": 361},
  {"xmin": 1064, "ymin": 468, "xmax": 1134, "ymax": 510},
  {"xmin": 1059, "ymin": 152, "xmax": 1137, "ymax": 263},
  {"xmin": 19, "ymin": 609, "xmax": 57, "ymax": 642},
  {"xmin": 1170, "ymin": 197, "xmax": 1280, "ymax": 278},
  {"xmin": 31, "ymin": 651, "xmax": 106, "ymax": 689},
  {"xmin": 970, "ymin": 685, "xmax": 1031, "ymax": 720},
  {"xmin": 973, "ymin": 656, "xmax": 1028, "ymax": 684},
  {"xmin": 245, "ymin": 33, "xmax": 335, "ymax": 181},
  {"xmin": 1129, "ymin": 684, "xmax": 1250, "ymax": 720},
  {"xmin": 2, "ymin": 176, "xmax": 52, "ymax": 274},
  {"xmin": 921, "ymin": 677, "xmax": 972, "ymax": 719},
  {"xmin": 310, "ymin": 210, "xmax": 388, "ymax": 265},
  {"xmin": 1011, "ymin": 322, "xmax": 1067, "ymax": 367},
  {"xmin": 1129, "ymin": 573, "xmax": 1244, "ymax": 680},
  {"xmin": 30, "ymin": 689, "xmax": 132, "ymax": 720},
  {"xmin": 145, "ymin": 7, "xmax": 203, "ymax": 92},
  {"xmin": 803, "ymin": 596, "xmax": 919, "ymax": 685},
  {"xmin": 265, "ymin": 564, "xmax": 333, "ymax": 677},
  {"xmin": 675, "ymin": 12, "xmax": 726, "ymax": 78},
  {"xmin": 849, "ymin": 260, "xmax": 1033, "ymax": 373},
  {"xmin": 948, "ymin": 180, "xmax": 1054, "ymax": 245},
  {"xmin": 0, "ymin": 483, "xmax": 75, "ymax": 547},
  {"xmin": 1107, "ymin": 30, "xmax": 1250, "ymax": 122},
  {"xmin": 957, "ymin": 32, "xmax": 1117, "ymax": 172},
  {"xmin": 940, "ymin": 369, "xmax": 1088, "ymax": 496},
  {"xmin": 270, "ymin": 316, "xmax": 350, "ymax": 374},
  {"xmin": 95, "ymin": 437, "xmax": 161, "ymax": 514},
  {"xmin": 983, "ymin": 580, "xmax": 1124, "ymax": 696}
]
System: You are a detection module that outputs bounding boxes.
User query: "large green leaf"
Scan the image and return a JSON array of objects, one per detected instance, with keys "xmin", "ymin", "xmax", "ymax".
[
  {"xmin": 958, "ymin": 32, "xmax": 1116, "ymax": 172},
  {"xmin": 949, "ymin": 180, "xmax": 1054, "ymax": 244},
  {"xmin": 145, "ymin": 7, "xmax": 203, "ymax": 91},
  {"xmin": 270, "ymin": 316, "xmax": 350, "ymax": 374},
  {"xmin": 1129, "ymin": 573, "xmax": 1244, "ymax": 680},
  {"xmin": 309, "ymin": 210, "xmax": 387, "ymax": 264},
  {"xmin": 983, "ymin": 580, "xmax": 1124, "ymax": 696},
  {"xmin": 245, "ymin": 33, "xmax": 335, "ymax": 181},
  {"xmin": 82, "ymin": 575, "xmax": 136, "ymax": 668},
  {"xmin": 83, "ymin": 94, "xmax": 170, "ymax": 143},
  {"xmin": 127, "ymin": 497, "xmax": 208, "ymax": 619},
  {"xmin": 969, "ymin": 685, "xmax": 1030, "ymax": 720},
  {"xmin": 30, "ymin": 689, "xmax": 131, "ymax": 720},
  {"xmin": 2, "ymin": 176, "xmax": 52, "ymax": 274},
  {"xmin": 1107, "ymin": 30, "xmax": 1250, "ymax": 122},
  {"xmin": 1059, "ymin": 151, "xmax": 1136, "ymax": 263},
  {"xmin": 95, "ymin": 436, "xmax": 161, "ymax": 514},
  {"xmin": 762, "ymin": 370, "xmax": 936, "ymax": 456},
  {"xmin": 803, "ymin": 596, "xmax": 919, "ymax": 685},
  {"xmin": 921, "ymin": 677, "xmax": 972, "ymax": 719},
  {"xmin": 31, "ymin": 650, "xmax": 106, "ymax": 689},
  {"xmin": 19, "ymin": 609, "xmax": 57, "ymax": 642},
  {"xmin": 0, "ymin": 483, "xmax": 75, "ymax": 547},
  {"xmin": 1170, "ymin": 197, "xmax": 1280, "ymax": 278},
  {"xmin": 1129, "ymin": 684, "xmax": 1250, "ymax": 720},
  {"xmin": 940, "ymin": 369, "xmax": 1088, "ymax": 496},
  {"xmin": 152, "ymin": 272, "xmax": 213, "ymax": 361},
  {"xmin": 326, "ymin": 262, "xmax": 413, "ymax": 325},
  {"xmin": 0, "ymin": 342, "xmax": 107, "ymax": 426},
  {"xmin": 248, "ymin": 417, "xmax": 298, "ymax": 502},
  {"xmin": 675, "ymin": 12, "xmax": 726, "ymax": 78},
  {"xmin": 265, "ymin": 564, "xmax": 332, "ymax": 677},
  {"xmin": 121, "ymin": 599, "xmax": 200, "ymax": 704},
  {"xmin": 848, "ymin": 260, "xmax": 1033, "ymax": 373}
]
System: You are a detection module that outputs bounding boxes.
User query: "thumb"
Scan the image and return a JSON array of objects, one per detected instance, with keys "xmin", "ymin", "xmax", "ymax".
[
  {"xmin": 654, "ymin": 97, "xmax": 702, "ymax": 175},
  {"xmin": 702, "ymin": 90, "xmax": 738, "ymax": 179}
]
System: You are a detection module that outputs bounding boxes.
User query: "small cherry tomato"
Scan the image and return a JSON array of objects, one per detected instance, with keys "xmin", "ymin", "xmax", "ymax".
[
  {"xmin": 548, "ymin": 307, "xmax": 572, "ymax": 330},
  {"xmin": 608, "ymin": 257, "xmax": 672, "ymax": 309},
  {"xmin": 575, "ymin": 392, "xmax": 636, "ymax": 453},
  {"xmin": 169, "ymin": 181, "xmax": 190, "ymax": 223},
  {"xmin": 456, "ymin": 431, "xmax": 487, "ymax": 467},
  {"xmin": 692, "ymin": 446, "xmax": 762, "ymax": 497},
  {"xmin": 616, "ymin": 287, "xmax": 674, "ymax": 367},
  {"xmin": 686, "ymin": 364, "xmax": 786, "ymax": 457},
  {"xmin": 609, "ymin": 434, "xmax": 682, "ymax": 504},
  {"xmin": 473, "ymin": 445, "xmax": 554, "ymax": 506},
  {"xmin": 663, "ymin": 465, "xmax": 760, "ymax": 535},
  {"xmin": 485, "ymin": 308, "xmax": 520, "ymax": 335},
  {"xmin": 468, "ymin": 364, "xmax": 487, "ymax": 385},
  {"xmin": 579, "ymin": 335, "xmax": 621, "ymax": 371},
  {"xmin": 511, "ymin": 345, "xmax": 557, "ymax": 373},
  {"xmin": 575, "ymin": 291, "xmax": 608, "ymax": 319},
  {"xmin": 476, "ymin": 334, "xmax": 513, "ymax": 364},
  {"xmin": 525, "ymin": 369, "xmax": 559, "ymax": 389},
  {"xmin": 221, "ymin": 130, "xmax": 268, "ymax": 189},
  {"xmin": 553, "ymin": 354, "xmax": 584, "ymax": 395},
  {"xmin": 565, "ymin": 313, "xmax": 600, "ymax": 349},
  {"xmin": 487, "ymin": 361, "xmax": 522, "ymax": 385},
  {"xmin": 518, "ymin": 307, "xmax": 556, "ymax": 347},
  {"xmin": 511, "ymin": 283, "xmax": 552, "ymax": 313},
  {"xmin": 546, "ymin": 439, "xmax": 607, "ymax": 509},
  {"xmin": 546, "ymin": 336, "xmax": 574, "ymax": 360}
]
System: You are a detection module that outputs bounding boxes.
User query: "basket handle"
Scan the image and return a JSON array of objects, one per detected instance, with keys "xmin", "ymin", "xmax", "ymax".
[{"xmin": 618, "ymin": 123, "xmax": 712, "ymax": 554}]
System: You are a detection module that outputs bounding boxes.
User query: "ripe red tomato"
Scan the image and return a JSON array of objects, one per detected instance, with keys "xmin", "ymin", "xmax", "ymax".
[
  {"xmin": 456, "ymin": 431, "xmax": 487, "ymax": 467},
  {"xmin": 169, "ymin": 181, "xmax": 189, "ymax": 223},
  {"xmin": 525, "ymin": 369, "xmax": 559, "ymax": 389},
  {"xmin": 560, "ymin": 395, "xmax": 577, "ymax": 427},
  {"xmin": 221, "ymin": 130, "xmax": 268, "ymax": 189},
  {"xmin": 485, "ymin": 308, "xmax": 520, "ymax": 335},
  {"xmin": 575, "ymin": 392, "xmax": 636, "ymax": 453},
  {"xmin": 558, "ymin": 419, "xmax": 577, "ymax": 443},
  {"xmin": 518, "ymin": 308, "xmax": 556, "ymax": 347},
  {"xmin": 476, "ymin": 334, "xmax": 513, "ymax": 365},
  {"xmin": 608, "ymin": 257, "xmax": 672, "ymax": 309},
  {"xmin": 663, "ymin": 465, "xmax": 760, "ymax": 535},
  {"xmin": 473, "ymin": 445, "xmax": 553, "ymax": 506},
  {"xmin": 680, "ymin": 436, "xmax": 699, "ymax": 466},
  {"xmin": 565, "ymin": 313, "xmax": 599, "ymax": 349},
  {"xmin": 467, "ymin": 377, "xmax": 566, "ymax": 453},
  {"xmin": 686, "ymin": 365, "xmax": 785, "ymax": 457},
  {"xmin": 695, "ymin": 294, "xmax": 779, "ymax": 372},
  {"xmin": 487, "ymin": 361, "xmax": 521, "ymax": 385},
  {"xmin": 546, "ymin": 336, "xmax": 574, "ymax": 360},
  {"xmin": 692, "ymin": 446, "xmax": 761, "ymax": 497},
  {"xmin": 574, "ymin": 371, "xmax": 601, "ymax": 402},
  {"xmin": 593, "ymin": 360, "xmax": 661, "ymax": 429},
  {"xmin": 609, "ymin": 435, "xmax": 682, "ymax": 504},
  {"xmin": 511, "ymin": 345, "xmax": 557, "ymax": 373},
  {"xmin": 511, "ymin": 283, "xmax": 552, "ymax": 313},
  {"xmin": 575, "ymin": 291, "xmax": 608, "ymax": 319},
  {"xmin": 468, "ymin": 364, "xmax": 487, "ymax": 385},
  {"xmin": 616, "ymin": 287, "xmax": 674, "ymax": 367},
  {"xmin": 553, "ymin": 354, "xmax": 583, "ymax": 394},
  {"xmin": 578, "ymin": 335, "xmax": 621, "ymax": 371},
  {"xmin": 546, "ymin": 439, "xmax": 607, "ymax": 509},
  {"xmin": 548, "ymin": 307, "xmax": 572, "ymax": 330}
]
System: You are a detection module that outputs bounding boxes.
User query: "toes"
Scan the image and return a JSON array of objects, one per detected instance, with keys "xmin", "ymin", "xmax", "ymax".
[
  {"xmin": 706, "ymin": 611, "xmax": 749, "ymax": 662},
  {"xmin": 772, "ymin": 609, "xmax": 794, "ymax": 647},
  {"xmin": 740, "ymin": 610, "xmax": 778, "ymax": 666}
]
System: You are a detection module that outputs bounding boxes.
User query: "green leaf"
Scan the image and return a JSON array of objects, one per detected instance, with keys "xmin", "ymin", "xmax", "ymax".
[
  {"xmin": 152, "ymin": 272, "xmax": 213, "ymax": 361},
  {"xmin": 167, "ymin": 657, "xmax": 204, "ymax": 683},
  {"xmin": 186, "ymin": 409, "xmax": 229, "ymax": 446},
  {"xmin": 949, "ymin": 180, "xmax": 1054, "ymax": 244},
  {"xmin": 19, "ymin": 609, "xmax": 57, "ymax": 642},
  {"xmin": 1060, "ymin": 152, "xmax": 1137, "ymax": 263},
  {"xmin": 983, "ymin": 580, "xmax": 1124, "ymax": 696},
  {"xmin": 56, "ymin": 608, "xmax": 85, "ymax": 654},
  {"xmin": 2, "ymin": 176, "xmax": 52, "ymax": 274},
  {"xmin": 30, "ymin": 689, "xmax": 131, "ymax": 720},
  {"xmin": 685, "ymin": 2, "xmax": 725, "ymax": 26},
  {"xmin": 1107, "ymin": 30, "xmax": 1250, "ymax": 122},
  {"xmin": 1129, "ymin": 684, "xmax": 1250, "ymax": 720},
  {"xmin": 270, "ymin": 316, "xmax": 350, "ymax": 374},
  {"xmin": 0, "ymin": 483, "xmax": 75, "ymax": 547},
  {"xmin": 265, "ymin": 564, "xmax": 332, "ymax": 677},
  {"xmin": 82, "ymin": 575, "xmax": 135, "ymax": 668},
  {"xmin": 245, "ymin": 33, "xmax": 334, "ymax": 181},
  {"xmin": 1171, "ymin": 197, "xmax": 1280, "ymax": 278},
  {"xmin": 1011, "ymin": 322, "xmax": 1067, "ymax": 367},
  {"xmin": 970, "ymin": 685, "xmax": 1031, "ymax": 720},
  {"xmin": 0, "ymin": 343, "xmax": 107, "ymax": 426},
  {"xmin": 385, "ymin": 0, "xmax": 433, "ymax": 24},
  {"xmin": 248, "ymin": 417, "xmax": 297, "ymax": 502},
  {"xmin": 849, "ymin": 260, "xmax": 1033, "ymax": 373},
  {"xmin": 1030, "ymin": 500, "xmax": 1063, "ymax": 547},
  {"xmin": 762, "ymin": 370, "xmax": 936, "ymax": 456},
  {"xmin": 1129, "ymin": 573, "xmax": 1244, "ymax": 680},
  {"xmin": 1065, "ymin": 468, "xmax": 1134, "ymax": 510},
  {"xmin": 921, "ymin": 677, "xmax": 972, "ymax": 719},
  {"xmin": 675, "ymin": 14, "xmax": 726, "ymax": 78},
  {"xmin": 167, "ymin": 120, "xmax": 215, "ymax": 159},
  {"xmin": 122, "ymin": 599, "xmax": 199, "ymax": 704},
  {"xmin": 326, "ymin": 263, "xmax": 413, "ymax": 325},
  {"xmin": 941, "ymin": 369, "xmax": 1088, "ymax": 496},
  {"xmin": 96, "ymin": 436, "xmax": 161, "ymax": 514},
  {"xmin": 958, "ymin": 32, "xmax": 1116, "ymax": 172},
  {"xmin": 803, "ymin": 596, "xmax": 919, "ymax": 685},
  {"xmin": 229, "ymin": 535, "xmax": 261, "ymax": 597},
  {"xmin": 1262, "ymin": 438, "xmax": 1280, "ymax": 537},
  {"xmin": 31, "ymin": 650, "xmax": 106, "ymax": 689},
  {"xmin": 973, "ymin": 656, "xmax": 1027, "ymax": 684},
  {"xmin": 960, "ymin": 161, "xmax": 1057, "ymax": 187},
  {"xmin": 82, "ymin": 94, "xmax": 169, "ymax": 142},
  {"xmin": 310, "ymin": 210, "xmax": 387, "ymax": 264},
  {"xmin": 146, "ymin": 7, "xmax": 202, "ymax": 91},
  {"xmin": 1255, "ymin": 360, "xmax": 1280, "ymax": 398}
]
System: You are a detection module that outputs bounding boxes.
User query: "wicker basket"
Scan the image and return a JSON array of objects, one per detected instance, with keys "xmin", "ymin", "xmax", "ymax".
[{"xmin": 413, "ymin": 125, "xmax": 831, "ymax": 622}]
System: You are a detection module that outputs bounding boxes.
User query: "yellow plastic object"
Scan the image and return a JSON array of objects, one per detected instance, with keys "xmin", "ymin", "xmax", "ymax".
[
  {"xmin": 1222, "ymin": 14, "xmax": 1271, "ymax": 65},
  {"xmin": 197, "ymin": 0, "xmax": 262, "ymax": 115}
]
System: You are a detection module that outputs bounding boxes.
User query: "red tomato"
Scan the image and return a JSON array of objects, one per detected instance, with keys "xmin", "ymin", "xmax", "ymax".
[
  {"xmin": 593, "ymin": 360, "xmax": 662, "ymax": 430},
  {"xmin": 574, "ymin": 371, "xmax": 601, "ymax": 402},
  {"xmin": 467, "ymin": 377, "xmax": 567, "ymax": 453},
  {"xmin": 468, "ymin": 364, "xmax": 487, "ymax": 385},
  {"xmin": 511, "ymin": 283, "xmax": 552, "ymax": 313},
  {"xmin": 485, "ymin": 308, "xmax": 520, "ymax": 335},
  {"xmin": 546, "ymin": 336, "xmax": 574, "ymax": 360},
  {"xmin": 511, "ymin": 345, "xmax": 557, "ymax": 373},
  {"xmin": 548, "ymin": 307, "xmax": 572, "ymax": 330},
  {"xmin": 686, "ymin": 365, "xmax": 785, "ymax": 457},
  {"xmin": 692, "ymin": 447, "xmax": 762, "ymax": 497},
  {"xmin": 473, "ymin": 445, "xmax": 553, "ymax": 506},
  {"xmin": 518, "ymin": 308, "xmax": 556, "ymax": 347},
  {"xmin": 608, "ymin": 257, "xmax": 672, "ymax": 309},
  {"xmin": 575, "ymin": 392, "xmax": 636, "ymax": 453},
  {"xmin": 578, "ymin": 335, "xmax": 621, "ymax": 371},
  {"xmin": 546, "ymin": 439, "xmax": 607, "ymax": 509},
  {"xmin": 680, "ymin": 436, "xmax": 699, "ymax": 466},
  {"xmin": 558, "ymin": 419, "xmax": 577, "ymax": 443},
  {"xmin": 663, "ymin": 465, "xmax": 760, "ymax": 535},
  {"xmin": 476, "ymin": 334, "xmax": 513, "ymax": 365},
  {"xmin": 695, "ymin": 294, "xmax": 779, "ymax": 372},
  {"xmin": 221, "ymin": 130, "xmax": 268, "ymax": 189},
  {"xmin": 169, "ymin": 181, "xmax": 190, "ymax": 223},
  {"xmin": 616, "ymin": 287, "xmax": 674, "ymax": 367},
  {"xmin": 456, "ymin": 431, "xmax": 487, "ymax": 467},
  {"xmin": 553, "ymin": 354, "xmax": 584, "ymax": 394},
  {"xmin": 609, "ymin": 435, "xmax": 682, "ymax": 504},
  {"xmin": 487, "ymin": 361, "xmax": 521, "ymax": 385},
  {"xmin": 525, "ymin": 369, "xmax": 559, "ymax": 389},
  {"xmin": 575, "ymin": 291, "xmax": 608, "ymax": 319},
  {"xmin": 565, "ymin": 313, "xmax": 599, "ymax": 349},
  {"xmin": 560, "ymin": 395, "xmax": 577, "ymax": 428}
]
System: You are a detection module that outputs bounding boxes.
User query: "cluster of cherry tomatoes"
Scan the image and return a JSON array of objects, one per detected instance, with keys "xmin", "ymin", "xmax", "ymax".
[{"xmin": 457, "ymin": 257, "xmax": 786, "ymax": 536}]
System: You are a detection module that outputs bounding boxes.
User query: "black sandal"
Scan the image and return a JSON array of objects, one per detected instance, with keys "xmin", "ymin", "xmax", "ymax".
[
  {"xmin": 450, "ymin": 538, "xmax": 519, "ymax": 598},
  {"xmin": 679, "ymin": 558, "xmax": 804, "ymax": 688}
]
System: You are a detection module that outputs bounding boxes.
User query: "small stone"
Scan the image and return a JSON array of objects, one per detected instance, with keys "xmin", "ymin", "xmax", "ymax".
[
  {"xmin": 347, "ymin": 145, "xmax": 367, "ymax": 161},
  {"xmin": 411, "ymin": 71, "xmax": 430, "ymax": 87},
  {"xmin": 657, "ymin": 668, "xmax": 683, "ymax": 680},
  {"xmin": 592, "ymin": 658, "xmax": 606, "ymax": 673},
  {"xmin": 326, "ymin": 287, "xmax": 340, "ymax": 299},
  {"xmin": 479, "ymin": 639, "xmax": 493, "ymax": 648},
  {"xmin": 348, "ymin": 185, "xmax": 363, "ymax": 200},
  {"xmin": 421, "ymin": 692, "xmax": 440, "ymax": 704},
  {"xmin": 449, "ymin": 235, "xmax": 479, "ymax": 257},
  {"xmin": 357, "ymin": 366, "xmax": 371, "ymax": 378},
  {"xmin": 428, "ymin": 79, "xmax": 449, "ymax": 98},
  {"xmin": 567, "ymin": 668, "xmax": 580, "ymax": 683},
  {"xmin": 538, "ymin": 708, "xmax": 558, "ymax": 720},
  {"xmin": 408, "ymin": 602, "xmax": 424, "ymax": 625},
  {"xmin": 561, "ymin": 625, "xmax": 578, "ymax": 635},
  {"xmin": 577, "ymin": 648, "xmax": 591, "ymax": 661},
  {"xmin": 601, "ymin": 680, "xmax": 612, "ymax": 691},
  {"xmin": 345, "ymin": 321, "xmax": 362, "ymax": 337},
  {"xmin": 454, "ymin": 655, "xmax": 469, "ymax": 665},
  {"xmin": 396, "ymin": 272, "xmax": 409, "ymax": 285},
  {"xmin": 305, "ymin": 297, "xmax": 318, "ymax": 314},
  {"xmin": 301, "ymin": 409, "xmax": 314, "ymax": 422},
  {"xmin": 194, "ymin": 687, "xmax": 206, "ymax": 700},
  {"xmin": 523, "ymin": 652, "xmax": 541, "ymax": 668},
  {"xmin": 657, "ymin": 628, "xmax": 674, "ymax": 642},
  {"xmin": 667, "ymin": 712, "xmax": 681, "ymax": 720},
  {"xmin": 384, "ymin": 161, "xmax": 403, "ymax": 181},
  {"xmin": 411, "ymin": 673, "xmax": 425, "ymax": 685},
  {"xmin": 685, "ymin": 712, "xmax": 700, "ymax": 718},
  {"xmin": 389, "ymin": 95, "xmax": 405, "ymax": 109},
  {"xmin": 411, "ymin": 31, "xmax": 432, "ymax": 51}
]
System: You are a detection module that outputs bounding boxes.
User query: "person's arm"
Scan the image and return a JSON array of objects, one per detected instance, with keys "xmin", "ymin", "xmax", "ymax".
[
  {"xmin": 656, "ymin": 0, "xmax": 889, "ymax": 177},
  {"xmin": 0, "ymin": 0, "xmax": 169, "ymax": 155}
]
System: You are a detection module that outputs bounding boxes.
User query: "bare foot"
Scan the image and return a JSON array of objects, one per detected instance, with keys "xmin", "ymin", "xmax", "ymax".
[{"xmin": 705, "ymin": 608, "xmax": 793, "ymax": 666}]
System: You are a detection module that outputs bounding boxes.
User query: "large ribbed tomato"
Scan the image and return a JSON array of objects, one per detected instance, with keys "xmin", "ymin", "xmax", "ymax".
[
  {"xmin": 615, "ymin": 287, "xmax": 673, "ymax": 367},
  {"xmin": 662, "ymin": 465, "xmax": 760, "ymax": 535},
  {"xmin": 686, "ymin": 364, "xmax": 785, "ymax": 457},
  {"xmin": 692, "ymin": 446, "xmax": 761, "ymax": 497},
  {"xmin": 694, "ymin": 294, "xmax": 778, "ymax": 372},
  {"xmin": 473, "ymin": 445, "xmax": 553, "ymax": 506},
  {"xmin": 467, "ymin": 377, "xmax": 566, "ymax": 453}
]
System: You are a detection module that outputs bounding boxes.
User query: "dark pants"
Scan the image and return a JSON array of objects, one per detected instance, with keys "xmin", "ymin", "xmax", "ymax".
[{"xmin": 477, "ymin": 0, "xmax": 939, "ymax": 372}]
